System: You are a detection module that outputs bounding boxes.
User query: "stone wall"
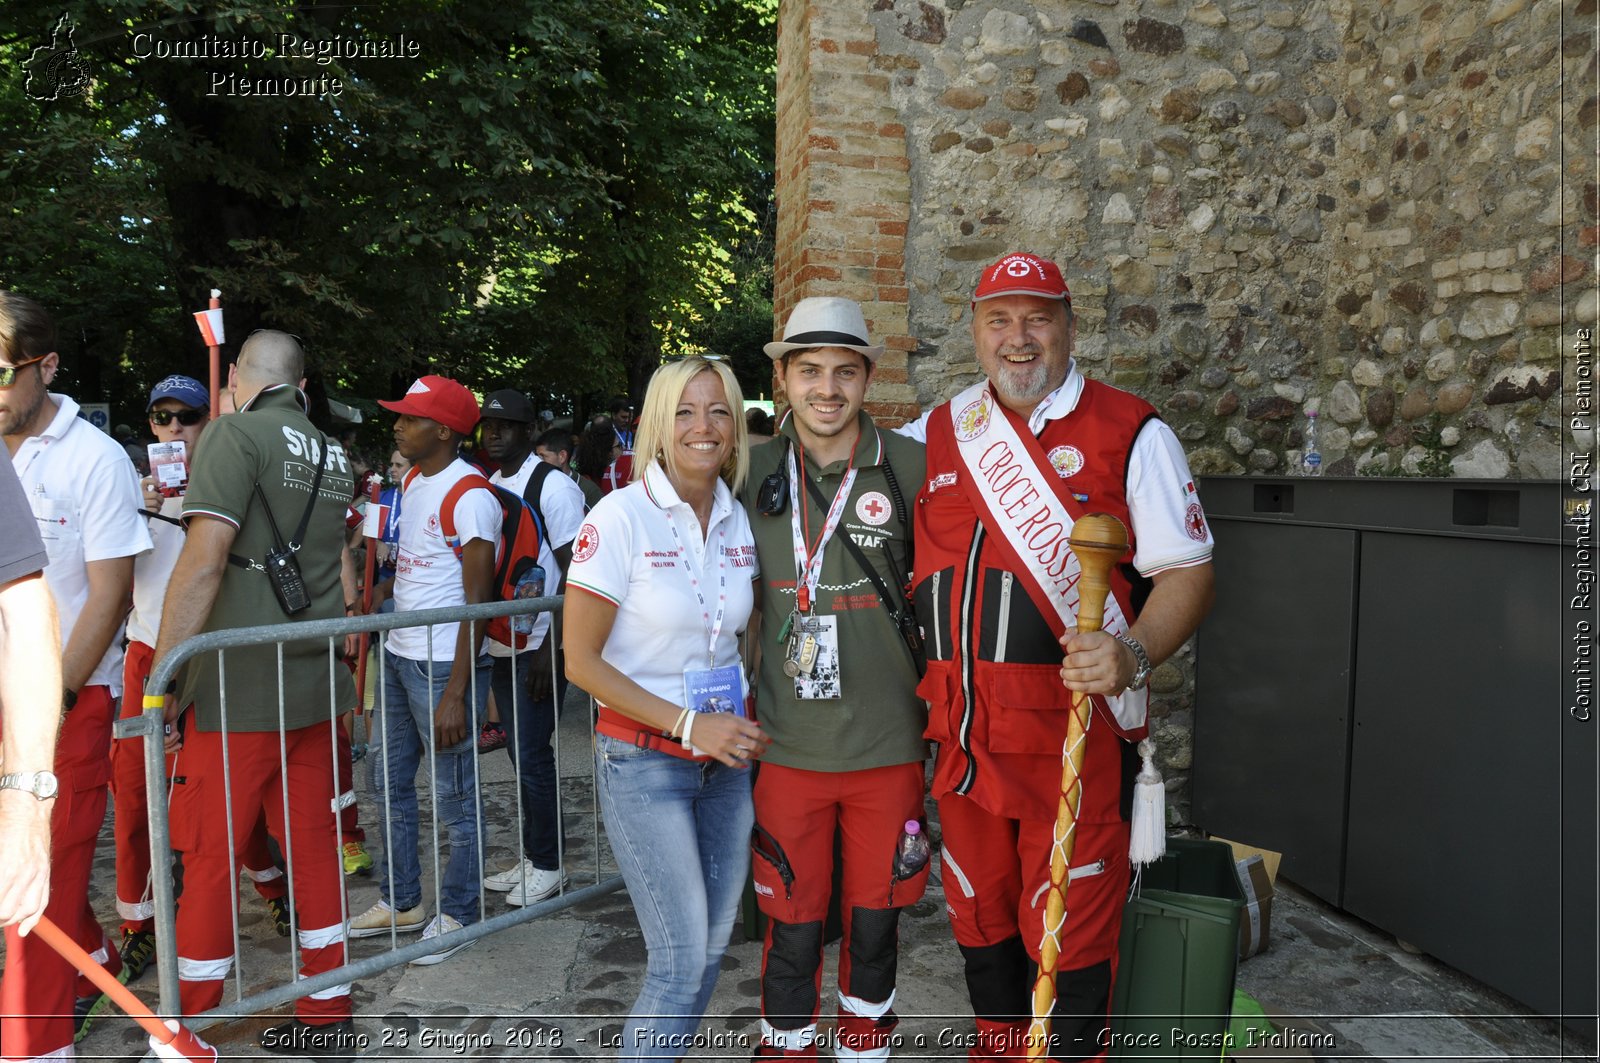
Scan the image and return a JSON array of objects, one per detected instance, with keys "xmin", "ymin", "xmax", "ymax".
[{"xmin": 773, "ymin": 0, "xmax": 1595, "ymax": 823}]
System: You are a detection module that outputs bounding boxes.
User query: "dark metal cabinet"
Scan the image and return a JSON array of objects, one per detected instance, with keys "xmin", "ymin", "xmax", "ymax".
[{"xmin": 1191, "ymin": 477, "xmax": 1594, "ymax": 1025}]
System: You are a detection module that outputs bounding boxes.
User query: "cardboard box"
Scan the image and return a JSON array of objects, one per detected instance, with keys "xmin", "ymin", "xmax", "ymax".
[
  {"xmin": 1208, "ymin": 836, "xmax": 1281, "ymax": 960},
  {"xmin": 1235, "ymin": 854, "xmax": 1274, "ymax": 958}
]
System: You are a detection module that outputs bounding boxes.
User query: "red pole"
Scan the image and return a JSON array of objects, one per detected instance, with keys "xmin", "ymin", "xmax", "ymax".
[
  {"xmin": 352, "ymin": 473, "xmax": 383, "ymax": 715},
  {"xmin": 33, "ymin": 917, "xmax": 217, "ymax": 1060},
  {"xmin": 206, "ymin": 290, "xmax": 221, "ymax": 416}
]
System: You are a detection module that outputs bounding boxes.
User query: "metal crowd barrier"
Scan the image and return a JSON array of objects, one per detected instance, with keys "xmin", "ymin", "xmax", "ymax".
[{"xmin": 116, "ymin": 595, "xmax": 624, "ymax": 1026}]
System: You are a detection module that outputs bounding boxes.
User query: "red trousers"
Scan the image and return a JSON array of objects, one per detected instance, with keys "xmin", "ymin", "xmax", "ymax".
[
  {"xmin": 114, "ymin": 642, "xmax": 288, "ymax": 933},
  {"xmin": 168, "ymin": 725, "xmax": 350, "ymax": 1023},
  {"xmin": 751, "ymin": 762, "xmax": 929, "ymax": 1059},
  {"xmin": 938, "ymin": 793, "xmax": 1129, "ymax": 1062},
  {"xmin": 1, "ymin": 686, "xmax": 117, "ymax": 1060}
]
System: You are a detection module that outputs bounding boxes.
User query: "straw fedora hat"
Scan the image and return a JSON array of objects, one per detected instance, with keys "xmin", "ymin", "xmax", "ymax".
[{"xmin": 763, "ymin": 297, "xmax": 885, "ymax": 362}]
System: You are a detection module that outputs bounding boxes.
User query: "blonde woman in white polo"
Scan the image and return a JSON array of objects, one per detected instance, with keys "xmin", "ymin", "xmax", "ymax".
[{"xmin": 566, "ymin": 356, "xmax": 770, "ymax": 1059}]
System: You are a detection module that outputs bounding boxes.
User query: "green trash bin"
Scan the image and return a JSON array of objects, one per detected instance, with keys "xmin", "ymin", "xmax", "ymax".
[{"xmin": 1109, "ymin": 838, "xmax": 1244, "ymax": 1060}]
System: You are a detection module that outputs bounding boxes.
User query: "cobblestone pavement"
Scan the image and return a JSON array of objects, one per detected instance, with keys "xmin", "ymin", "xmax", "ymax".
[{"xmin": 16, "ymin": 685, "xmax": 1593, "ymax": 1061}]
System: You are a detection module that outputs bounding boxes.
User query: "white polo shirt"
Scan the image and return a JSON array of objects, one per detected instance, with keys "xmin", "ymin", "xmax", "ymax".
[
  {"xmin": 10, "ymin": 394, "xmax": 152, "ymax": 692},
  {"xmin": 567, "ymin": 460, "xmax": 758, "ymax": 706},
  {"xmin": 486, "ymin": 452, "xmax": 564, "ymax": 657},
  {"xmin": 896, "ymin": 360, "xmax": 1214, "ymax": 576}
]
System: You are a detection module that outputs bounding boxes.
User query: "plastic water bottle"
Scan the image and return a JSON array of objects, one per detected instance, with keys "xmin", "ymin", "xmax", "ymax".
[
  {"xmin": 892, "ymin": 820, "xmax": 931, "ymax": 880},
  {"xmin": 1302, "ymin": 410, "xmax": 1323, "ymax": 477},
  {"xmin": 510, "ymin": 564, "xmax": 545, "ymax": 635}
]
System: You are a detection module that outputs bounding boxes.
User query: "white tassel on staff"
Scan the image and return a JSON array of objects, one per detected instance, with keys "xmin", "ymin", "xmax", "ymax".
[{"xmin": 1128, "ymin": 738, "xmax": 1166, "ymax": 869}]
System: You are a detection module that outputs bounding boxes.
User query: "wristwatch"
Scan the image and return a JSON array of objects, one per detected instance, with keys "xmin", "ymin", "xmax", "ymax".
[
  {"xmin": 1111, "ymin": 632, "xmax": 1152, "ymax": 692},
  {"xmin": 0, "ymin": 770, "xmax": 60, "ymax": 801}
]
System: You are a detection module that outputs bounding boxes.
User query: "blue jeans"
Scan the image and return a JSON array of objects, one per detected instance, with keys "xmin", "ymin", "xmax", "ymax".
[
  {"xmin": 371, "ymin": 649, "xmax": 491, "ymax": 925},
  {"xmin": 596, "ymin": 734, "xmax": 754, "ymax": 1060},
  {"xmin": 490, "ymin": 654, "xmax": 564, "ymax": 871}
]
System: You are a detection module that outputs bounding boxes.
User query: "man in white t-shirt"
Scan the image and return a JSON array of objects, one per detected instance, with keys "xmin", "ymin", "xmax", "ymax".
[
  {"xmin": 477, "ymin": 390, "xmax": 579, "ymax": 906},
  {"xmin": 350, "ymin": 375, "xmax": 499, "ymax": 965},
  {"xmin": 1, "ymin": 290, "xmax": 151, "ymax": 1054}
]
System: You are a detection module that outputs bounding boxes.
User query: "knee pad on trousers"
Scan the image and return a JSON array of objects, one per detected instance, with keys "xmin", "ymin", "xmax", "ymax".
[
  {"xmin": 844, "ymin": 906, "xmax": 900, "ymax": 1006},
  {"xmin": 959, "ymin": 935, "xmax": 1030, "ymax": 1021},
  {"xmin": 763, "ymin": 919, "xmax": 825, "ymax": 1030},
  {"xmin": 1044, "ymin": 959, "xmax": 1111, "ymax": 1062}
]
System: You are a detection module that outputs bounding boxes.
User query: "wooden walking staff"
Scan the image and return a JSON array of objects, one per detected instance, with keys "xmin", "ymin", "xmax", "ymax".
[{"xmin": 1026, "ymin": 513, "xmax": 1129, "ymax": 1060}]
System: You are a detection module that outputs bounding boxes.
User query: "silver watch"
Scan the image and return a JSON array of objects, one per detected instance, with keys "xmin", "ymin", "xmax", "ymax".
[
  {"xmin": 0, "ymin": 770, "xmax": 59, "ymax": 801},
  {"xmin": 1110, "ymin": 632, "xmax": 1152, "ymax": 692}
]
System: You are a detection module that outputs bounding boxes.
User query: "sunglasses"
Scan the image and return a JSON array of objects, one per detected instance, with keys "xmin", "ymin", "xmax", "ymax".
[
  {"xmin": 150, "ymin": 408, "xmax": 208, "ymax": 426},
  {"xmin": 0, "ymin": 354, "xmax": 48, "ymax": 388}
]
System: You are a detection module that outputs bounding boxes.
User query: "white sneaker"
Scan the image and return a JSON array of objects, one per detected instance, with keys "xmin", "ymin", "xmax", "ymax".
[
  {"xmin": 346, "ymin": 898, "xmax": 426, "ymax": 939},
  {"xmin": 505, "ymin": 867, "xmax": 565, "ymax": 907},
  {"xmin": 409, "ymin": 914, "xmax": 476, "ymax": 966},
  {"xmin": 483, "ymin": 857, "xmax": 536, "ymax": 893}
]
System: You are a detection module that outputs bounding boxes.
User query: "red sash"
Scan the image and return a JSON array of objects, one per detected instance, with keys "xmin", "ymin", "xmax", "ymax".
[{"xmin": 946, "ymin": 381, "xmax": 1147, "ymax": 732}]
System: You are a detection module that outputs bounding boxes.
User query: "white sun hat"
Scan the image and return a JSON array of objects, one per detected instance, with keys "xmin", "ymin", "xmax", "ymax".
[{"xmin": 763, "ymin": 296, "xmax": 886, "ymax": 363}]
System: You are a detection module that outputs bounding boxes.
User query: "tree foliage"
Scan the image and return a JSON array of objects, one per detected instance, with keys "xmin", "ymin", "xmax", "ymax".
[{"xmin": 0, "ymin": 0, "xmax": 774, "ymax": 434}]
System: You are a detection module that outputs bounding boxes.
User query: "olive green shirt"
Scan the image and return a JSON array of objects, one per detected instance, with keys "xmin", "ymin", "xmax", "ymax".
[
  {"xmin": 179, "ymin": 386, "xmax": 356, "ymax": 731},
  {"xmin": 742, "ymin": 412, "xmax": 927, "ymax": 772}
]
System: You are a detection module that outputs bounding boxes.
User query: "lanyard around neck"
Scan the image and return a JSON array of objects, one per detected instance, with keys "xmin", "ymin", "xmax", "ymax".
[
  {"xmin": 663, "ymin": 502, "xmax": 728, "ymax": 667},
  {"xmin": 787, "ymin": 435, "xmax": 859, "ymax": 614}
]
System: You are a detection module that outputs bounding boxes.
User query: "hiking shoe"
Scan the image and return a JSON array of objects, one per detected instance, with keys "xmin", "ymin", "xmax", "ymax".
[
  {"xmin": 409, "ymin": 913, "xmax": 475, "ymax": 966},
  {"xmin": 73, "ymin": 989, "xmax": 115, "ymax": 1043},
  {"xmin": 76, "ymin": 940, "xmax": 130, "ymax": 1039},
  {"xmin": 341, "ymin": 840, "xmax": 373, "ymax": 877},
  {"xmin": 347, "ymin": 898, "xmax": 427, "ymax": 939},
  {"xmin": 267, "ymin": 895, "xmax": 293, "ymax": 937},
  {"xmin": 483, "ymin": 856, "xmax": 536, "ymax": 893},
  {"xmin": 476, "ymin": 724, "xmax": 507, "ymax": 754},
  {"xmin": 118, "ymin": 927, "xmax": 158, "ymax": 984},
  {"xmin": 260, "ymin": 1017, "xmax": 358, "ymax": 1062},
  {"xmin": 506, "ymin": 867, "xmax": 565, "ymax": 907}
]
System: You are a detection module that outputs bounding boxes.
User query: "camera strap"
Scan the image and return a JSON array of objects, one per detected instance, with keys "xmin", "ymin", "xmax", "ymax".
[{"xmin": 228, "ymin": 436, "xmax": 329, "ymax": 572}]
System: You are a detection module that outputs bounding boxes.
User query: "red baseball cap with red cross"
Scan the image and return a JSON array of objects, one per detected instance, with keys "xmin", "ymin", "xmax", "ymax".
[
  {"xmin": 972, "ymin": 252, "xmax": 1072, "ymax": 305},
  {"xmin": 378, "ymin": 375, "xmax": 481, "ymax": 435}
]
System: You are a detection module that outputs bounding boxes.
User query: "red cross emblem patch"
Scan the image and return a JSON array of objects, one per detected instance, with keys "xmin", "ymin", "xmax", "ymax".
[
  {"xmin": 856, "ymin": 490, "xmax": 892, "ymax": 527},
  {"xmin": 573, "ymin": 523, "xmax": 599, "ymax": 563}
]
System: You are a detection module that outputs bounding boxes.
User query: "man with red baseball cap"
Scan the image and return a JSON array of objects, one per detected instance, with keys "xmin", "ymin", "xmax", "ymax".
[
  {"xmin": 899, "ymin": 253, "xmax": 1216, "ymax": 1059},
  {"xmin": 350, "ymin": 375, "xmax": 498, "ymax": 964}
]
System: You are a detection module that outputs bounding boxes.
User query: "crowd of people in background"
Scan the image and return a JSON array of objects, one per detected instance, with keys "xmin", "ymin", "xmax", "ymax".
[{"xmin": 1, "ymin": 248, "xmax": 1217, "ymax": 1063}]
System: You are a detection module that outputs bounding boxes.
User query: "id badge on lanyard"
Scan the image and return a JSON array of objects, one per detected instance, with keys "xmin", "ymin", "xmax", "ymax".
[
  {"xmin": 785, "ymin": 447, "xmax": 853, "ymax": 700},
  {"xmin": 790, "ymin": 613, "xmax": 840, "ymax": 700}
]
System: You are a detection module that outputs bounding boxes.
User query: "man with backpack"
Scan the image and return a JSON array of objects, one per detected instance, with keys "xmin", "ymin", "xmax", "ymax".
[
  {"xmin": 349, "ymin": 374, "xmax": 498, "ymax": 964},
  {"xmin": 478, "ymin": 389, "xmax": 576, "ymax": 906}
]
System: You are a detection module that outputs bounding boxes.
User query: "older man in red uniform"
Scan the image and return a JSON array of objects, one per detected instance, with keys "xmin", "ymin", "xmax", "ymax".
[{"xmin": 901, "ymin": 253, "xmax": 1215, "ymax": 1060}]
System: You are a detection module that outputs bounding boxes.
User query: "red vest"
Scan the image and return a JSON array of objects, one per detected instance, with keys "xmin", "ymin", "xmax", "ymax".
[{"xmin": 913, "ymin": 380, "xmax": 1157, "ymax": 823}]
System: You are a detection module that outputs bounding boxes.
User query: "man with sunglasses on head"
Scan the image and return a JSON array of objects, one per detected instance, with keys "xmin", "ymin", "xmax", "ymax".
[{"xmin": 0, "ymin": 290, "xmax": 151, "ymax": 1056}]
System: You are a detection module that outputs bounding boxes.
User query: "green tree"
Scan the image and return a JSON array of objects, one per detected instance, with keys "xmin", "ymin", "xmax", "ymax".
[{"xmin": 0, "ymin": 0, "xmax": 774, "ymax": 425}]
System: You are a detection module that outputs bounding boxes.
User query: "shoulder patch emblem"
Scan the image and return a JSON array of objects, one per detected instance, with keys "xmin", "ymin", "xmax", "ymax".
[{"xmin": 573, "ymin": 523, "xmax": 600, "ymax": 562}]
